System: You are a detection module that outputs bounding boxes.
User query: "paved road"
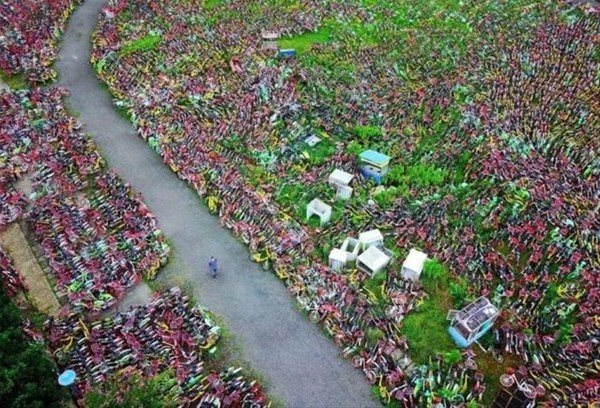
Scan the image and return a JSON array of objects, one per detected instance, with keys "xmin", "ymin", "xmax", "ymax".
[{"xmin": 56, "ymin": 1, "xmax": 376, "ymax": 407}]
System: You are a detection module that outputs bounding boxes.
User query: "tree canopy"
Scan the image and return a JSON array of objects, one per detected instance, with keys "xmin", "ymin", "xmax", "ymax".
[{"xmin": 0, "ymin": 287, "xmax": 69, "ymax": 407}]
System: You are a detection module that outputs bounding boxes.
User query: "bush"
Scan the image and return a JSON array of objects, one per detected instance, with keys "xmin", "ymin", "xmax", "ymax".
[
  {"xmin": 407, "ymin": 163, "xmax": 448, "ymax": 187},
  {"xmin": 345, "ymin": 140, "xmax": 363, "ymax": 155},
  {"xmin": 366, "ymin": 327, "xmax": 386, "ymax": 348},
  {"xmin": 86, "ymin": 370, "xmax": 178, "ymax": 408},
  {"xmin": 422, "ymin": 259, "xmax": 449, "ymax": 291},
  {"xmin": 386, "ymin": 164, "xmax": 406, "ymax": 186},
  {"xmin": 449, "ymin": 277, "xmax": 469, "ymax": 307},
  {"xmin": 119, "ymin": 34, "xmax": 162, "ymax": 56},
  {"xmin": 372, "ymin": 186, "xmax": 403, "ymax": 208},
  {"xmin": 353, "ymin": 125, "xmax": 383, "ymax": 141},
  {"xmin": 302, "ymin": 139, "xmax": 335, "ymax": 166},
  {"xmin": 443, "ymin": 349, "xmax": 462, "ymax": 365},
  {"xmin": 362, "ymin": 271, "xmax": 388, "ymax": 306},
  {"xmin": 0, "ymin": 287, "xmax": 69, "ymax": 407},
  {"xmin": 363, "ymin": 271, "xmax": 386, "ymax": 294}
]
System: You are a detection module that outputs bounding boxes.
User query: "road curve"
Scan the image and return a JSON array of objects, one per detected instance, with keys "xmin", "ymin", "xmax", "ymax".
[{"xmin": 55, "ymin": 1, "xmax": 376, "ymax": 407}]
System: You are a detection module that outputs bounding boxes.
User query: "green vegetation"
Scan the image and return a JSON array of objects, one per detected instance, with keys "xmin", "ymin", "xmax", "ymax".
[
  {"xmin": 278, "ymin": 27, "xmax": 332, "ymax": 53},
  {"xmin": 86, "ymin": 370, "xmax": 178, "ymax": 408},
  {"xmin": 387, "ymin": 163, "xmax": 448, "ymax": 189},
  {"xmin": 403, "ymin": 259, "xmax": 515, "ymax": 404},
  {"xmin": 0, "ymin": 70, "xmax": 28, "ymax": 89},
  {"xmin": 353, "ymin": 125, "xmax": 383, "ymax": 141},
  {"xmin": 362, "ymin": 270, "xmax": 387, "ymax": 305},
  {"xmin": 0, "ymin": 287, "xmax": 69, "ymax": 407},
  {"xmin": 301, "ymin": 139, "xmax": 336, "ymax": 166},
  {"xmin": 371, "ymin": 186, "xmax": 408, "ymax": 208},
  {"xmin": 119, "ymin": 34, "xmax": 162, "ymax": 56},
  {"xmin": 402, "ymin": 260, "xmax": 457, "ymax": 364},
  {"xmin": 203, "ymin": 0, "xmax": 224, "ymax": 9}
]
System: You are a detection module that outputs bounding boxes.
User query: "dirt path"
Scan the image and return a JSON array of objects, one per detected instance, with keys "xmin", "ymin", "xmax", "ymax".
[
  {"xmin": 0, "ymin": 224, "xmax": 61, "ymax": 316},
  {"xmin": 55, "ymin": 1, "xmax": 376, "ymax": 406}
]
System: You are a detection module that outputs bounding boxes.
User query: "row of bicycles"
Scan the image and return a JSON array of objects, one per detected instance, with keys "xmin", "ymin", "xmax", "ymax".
[
  {"xmin": 46, "ymin": 287, "xmax": 268, "ymax": 407},
  {"xmin": 1, "ymin": 87, "xmax": 171, "ymax": 313},
  {"xmin": 0, "ymin": 0, "xmax": 82, "ymax": 84}
]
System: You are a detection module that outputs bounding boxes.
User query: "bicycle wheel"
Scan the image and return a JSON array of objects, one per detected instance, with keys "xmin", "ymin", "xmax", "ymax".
[
  {"xmin": 521, "ymin": 383, "xmax": 537, "ymax": 400},
  {"xmin": 494, "ymin": 351, "xmax": 504, "ymax": 363},
  {"xmin": 365, "ymin": 370, "xmax": 377, "ymax": 384},
  {"xmin": 351, "ymin": 356, "xmax": 363, "ymax": 368},
  {"xmin": 309, "ymin": 311, "xmax": 321, "ymax": 324},
  {"xmin": 500, "ymin": 374, "xmax": 515, "ymax": 388}
]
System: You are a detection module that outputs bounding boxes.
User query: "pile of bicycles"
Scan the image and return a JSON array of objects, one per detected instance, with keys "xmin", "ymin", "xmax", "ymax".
[
  {"xmin": 0, "ymin": 0, "xmax": 82, "ymax": 84},
  {"xmin": 46, "ymin": 287, "xmax": 268, "ymax": 406},
  {"xmin": 0, "ymin": 88, "xmax": 170, "ymax": 313},
  {"xmin": 92, "ymin": 0, "xmax": 599, "ymax": 405},
  {"xmin": 0, "ymin": 246, "xmax": 27, "ymax": 296}
]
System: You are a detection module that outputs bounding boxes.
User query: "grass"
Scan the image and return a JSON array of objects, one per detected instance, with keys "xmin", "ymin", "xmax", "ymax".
[
  {"xmin": 402, "ymin": 291, "xmax": 457, "ymax": 364},
  {"xmin": 0, "ymin": 70, "xmax": 28, "ymax": 89},
  {"xmin": 402, "ymin": 259, "xmax": 524, "ymax": 404},
  {"xmin": 119, "ymin": 34, "xmax": 162, "ymax": 56},
  {"xmin": 278, "ymin": 27, "xmax": 332, "ymax": 53},
  {"xmin": 474, "ymin": 340, "xmax": 523, "ymax": 405},
  {"xmin": 204, "ymin": 0, "xmax": 224, "ymax": 10},
  {"xmin": 402, "ymin": 260, "xmax": 458, "ymax": 363}
]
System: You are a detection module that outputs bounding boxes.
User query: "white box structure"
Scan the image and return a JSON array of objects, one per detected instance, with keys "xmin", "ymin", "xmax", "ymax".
[
  {"xmin": 329, "ymin": 248, "xmax": 348, "ymax": 272},
  {"xmin": 328, "ymin": 169, "xmax": 354, "ymax": 188},
  {"xmin": 340, "ymin": 237, "xmax": 360, "ymax": 262},
  {"xmin": 329, "ymin": 169, "xmax": 354, "ymax": 200},
  {"xmin": 357, "ymin": 246, "xmax": 391, "ymax": 276},
  {"xmin": 306, "ymin": 198, "xmax": 332, "ymax": 225},
  {"xmin": 401, "ymin": 249, "xmax": 428, "ymax": 281},
  {"xmin": 359, "ymin": 229, "xmax": 384, "ymax": 249},
  {"xmin": 335, "ymin": 185, "xmax": 353, "ymax": 200}
]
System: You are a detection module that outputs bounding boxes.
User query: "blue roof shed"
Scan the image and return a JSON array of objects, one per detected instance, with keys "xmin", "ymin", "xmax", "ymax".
[{"xmin": 359, "ymin": 150, "xmax": 390, "ymax": 168}]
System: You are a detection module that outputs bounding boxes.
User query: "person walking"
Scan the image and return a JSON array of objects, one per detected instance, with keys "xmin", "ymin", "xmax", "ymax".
[{"xmin": 208, "ymin": 256, "xmax": 218, "ymax": 278}]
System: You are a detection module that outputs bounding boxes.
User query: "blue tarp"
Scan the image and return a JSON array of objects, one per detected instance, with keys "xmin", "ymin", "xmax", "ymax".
[{"xmin": 58, "ymin": 369, "xmax": 77, "ymax": 386}]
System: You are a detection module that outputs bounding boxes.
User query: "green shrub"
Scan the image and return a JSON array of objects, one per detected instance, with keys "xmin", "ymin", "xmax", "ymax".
[
  {"xmin": 353, "ymin": 125, "xmax": 383, "ymax": 141},
  {"xmin": 449, "ymin": 278, "xmax": 469, "ymax": 307},
  {"xmin": 302, "ymin": 139, "xmax": 335, "ymax": 166},
  {"xmin": 345, "ymin": 140, "xmax": 363, "ymax": 155},
  {"xmin": 278, "ymin": 27, "xmax": 332, "ymax": 53},
  {"xmin": 402, "ymin": 293, "xmax": 456, "ymax": 364},
  {"xmin": 443, "ymin": 349, "xmax": 462, "ymax": 365},
  {"xmin": 119, "ymin": 34, "xmax": 162, "ymax": 56},
  {"xmin": 366, "ymin": 327, "xmax": 386, "ymax": 347},
  {"xmin": 386, "ymin": 164, "xmax": 406, "ymax": 186},
  {"xmin": 86, "ymin": 370, "xmax": 177, "ymax": 408},
  {"xmin": 372, "ymin": 187, "xmax": 397, "ymax": 208},
  {"xmin": 0, "ymin": 287, "xmax": 69, "ymax": 406},
  {"xmin": 363, "ymin": 271, "xmax": 386, "ymax": 294},
  {"xmin": 407, "ymin": 163, "xmax": 448, "ymax": 187},
  {"xmin": 422, "ymin": 259, "xmax": 449, "ymax": 291}
]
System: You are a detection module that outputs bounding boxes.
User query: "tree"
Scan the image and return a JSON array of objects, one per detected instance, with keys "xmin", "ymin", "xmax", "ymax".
[{"xmin": 0, "ymin": 287, "xmax": 69, "ymax": 407}]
